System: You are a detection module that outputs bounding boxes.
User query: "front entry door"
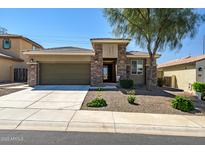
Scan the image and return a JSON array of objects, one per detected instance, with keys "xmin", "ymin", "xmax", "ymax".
[{"xmin": 103, "ymin": 64, "xmax": 115, "ymax": 82}]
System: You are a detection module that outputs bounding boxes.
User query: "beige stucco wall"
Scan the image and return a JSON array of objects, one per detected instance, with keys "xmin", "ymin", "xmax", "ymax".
[
  {"xmin": 0, "ymin": 38, "xmax": 21, "ymax": 57},
  {"xmin": 162, "ymin": 64, "xmax": 196, "ymax": 92},
  {"xmin": 0, "ymin": 58, "xmax": 15, "ymax": 82},
  {"xmin": 196, "ymin": 59, "xmax": 205, "ymax": 83},
  {"xmin": 0, "ymin": 37, "xmax": 41, "ymax": 60},
  {"xmin": 20, "ymin": 39, "xmax": 32, "ymax": 61}
]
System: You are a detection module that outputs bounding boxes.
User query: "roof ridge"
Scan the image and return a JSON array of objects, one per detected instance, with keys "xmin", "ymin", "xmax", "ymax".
[
  {"xmin": 128, "ymin": 50, "xmax": 148, "ymax": 52},
  {"xmin": 158, "ymin": 54, "xmax": 205, "ymax": 68},
  {"xmin": 0, "ymin": 33, "xmax": 21, "ymax": 36},
  {"xmin": 0, "ymin": 33, "xmax": 43, "ymax": 48},
  {"xmin": 45, "ymin": 46, "xmax": 92, "ymax": 50},
  {"xmin": 26, "ymin": 46, "xmax": 94, "ymax": 53}
]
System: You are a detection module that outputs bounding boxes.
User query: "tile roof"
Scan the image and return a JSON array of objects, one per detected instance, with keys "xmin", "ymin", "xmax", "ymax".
[
  {"xmin": 0, "ymin": 50, "xmax": 24, "ymax": 62},
  {"xmin": 158, "ymin": 55, "xmax": 205, "ymax": 68},
  {"xmin": 24, "ymin": 46, "xmax": 94, "ymax": 56},
  {"xmin": 28, "ymin": 46, "xmax": 94, "ymax": 53},
  {"xmin": 126, "ymin": 51, "xmax": 161, "ymax": 58},
  {"xmin": 126, "ymin": 51, "xmax": 150, "ymax": 56}
]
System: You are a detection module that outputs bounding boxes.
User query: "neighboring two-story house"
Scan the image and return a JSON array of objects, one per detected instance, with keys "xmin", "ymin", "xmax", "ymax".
[
  {"xmin": 24, "ymin": 38, "xmax": 160, "ymax": 87},
  {"xmin": 0, "ymin": 34, "xmax": 43, "ymax": 83}
]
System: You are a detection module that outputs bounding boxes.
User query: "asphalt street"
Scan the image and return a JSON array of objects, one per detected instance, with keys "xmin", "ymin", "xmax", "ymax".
[{"xmin": 0, "ymin": 130, "xmax": 205, "ymax": 145}]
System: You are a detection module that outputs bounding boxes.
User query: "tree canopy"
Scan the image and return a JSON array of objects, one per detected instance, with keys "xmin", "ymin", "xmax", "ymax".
[
  {"xmin": 104, "ymin": 9, "xmax": 205, "ymax": 89},
  {"xmin": 104, "ymin": 9, "xmax": 205, "ymax": 56}
]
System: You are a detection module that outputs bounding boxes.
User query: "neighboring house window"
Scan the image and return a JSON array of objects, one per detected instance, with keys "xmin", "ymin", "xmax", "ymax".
[
  {"xmin": 131, "ymin": 60, "xmax": 144, "ymax": 75},
  {"xmin": 2, "ymin": 39, "xmax": 11, "ymax": 49},
  {"xmin": 32, "ymin": 45, "xmax": 36, "ymax": 50}
]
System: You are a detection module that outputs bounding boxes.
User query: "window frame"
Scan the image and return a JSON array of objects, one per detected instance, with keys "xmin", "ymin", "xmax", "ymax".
[
  {"xmin": 2, "ymin": 38, "xmax": 11, "ymax": 49},
  {"xmin": 131, "ymin": 59, "xmax": 144, "ymax": 75},
  {"xmin": 32, "ymin": 45, "xmax": 36, "ymax": 50}
]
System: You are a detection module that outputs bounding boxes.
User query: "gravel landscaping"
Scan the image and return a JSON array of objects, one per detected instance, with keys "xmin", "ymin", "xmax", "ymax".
[
  {"xmin": 81, "ymin": 87, "xmax": 205, "ymax": 116},
  {"xmin": 0, "ymin": 88, "xmax": 25, "ymax": 97}
]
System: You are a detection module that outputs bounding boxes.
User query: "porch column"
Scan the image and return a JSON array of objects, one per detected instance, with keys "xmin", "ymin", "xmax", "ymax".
[
  {"xmin": 27, "ymin": 62, "xmax": 39, "ymax": 87},
  {"xmin": 90, "ymin": 44, "xmax": 103, "ymax": 86},
  {"xmin": 117, "ymin": 44, "xmax": 127, "ymax": 80}
]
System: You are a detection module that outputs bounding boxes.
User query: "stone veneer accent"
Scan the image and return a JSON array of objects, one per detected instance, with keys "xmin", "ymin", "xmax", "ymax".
[
  {"xmin": 117, "ymin": 44, "xmax": 127, "ymax": 80},
  {"xmin": 27, "ymin": 62, "xmax": 39, "ymax": 87},
  {"xmin": 90, "ymin": 44, "xmax": 103, "ymax": 86}
]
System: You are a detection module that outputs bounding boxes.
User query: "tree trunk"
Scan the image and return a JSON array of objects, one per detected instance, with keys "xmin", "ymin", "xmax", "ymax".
[{"xmin": 146, "ymin": 54, "xmax": 157, "ymax": 90}]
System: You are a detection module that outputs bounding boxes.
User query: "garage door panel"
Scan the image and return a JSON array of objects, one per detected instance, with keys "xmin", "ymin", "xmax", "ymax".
[{"xmin": 40, "ymin": 63, "xmax": 90, "ymax": 85}]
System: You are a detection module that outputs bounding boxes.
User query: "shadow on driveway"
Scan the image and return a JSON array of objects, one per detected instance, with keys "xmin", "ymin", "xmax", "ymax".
[{"xmin": 31, "ymin": 85, "xmax": 90, "ymax": 91}]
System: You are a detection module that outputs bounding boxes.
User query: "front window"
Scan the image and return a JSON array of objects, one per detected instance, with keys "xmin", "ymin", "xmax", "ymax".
[
  {"xmin": 32, "ymin": 45, "xmax": 36, "ymax": 50},
  {"xmin": 2, "ymin": 39, "xmax": 11, "ymax": 49},
  {"xmin": 131, "ymin": 60, "xmax": 144, "ymax": 75}
]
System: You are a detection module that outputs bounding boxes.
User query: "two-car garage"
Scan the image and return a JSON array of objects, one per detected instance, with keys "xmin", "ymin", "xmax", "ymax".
[
  {"xmin": 24, "ymin": 47, "xmax": 94, "ymax": 86},
  {"xmin": 39, "ymin": 63, "xmax": 91, "ymax": 85}
]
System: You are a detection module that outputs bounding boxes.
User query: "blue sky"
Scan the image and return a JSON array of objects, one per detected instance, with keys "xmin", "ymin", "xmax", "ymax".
[{"xmin": 0, "ymin": 8, "xmax": 205, "ymax": 64}]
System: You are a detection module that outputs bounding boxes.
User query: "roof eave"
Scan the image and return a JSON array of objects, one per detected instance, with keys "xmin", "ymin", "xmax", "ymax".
[
  {"xmin": 0, "ymin": 55, "xmax": 24, "ymax": 62},
  {"xmin": 90, "ymin": 39, "xmax": 130, "ymax": 44},
  {"xmin": 157, "ymin": 61, "xmax": 196, "ymax": 69},
  {"xmin": 23, "ymin": 52, "xmax": 94, "ymax": 56},
  {"xmin": 127, "ymin": 55, "xmax": 161, "ymax": 58},
  {"xmin": 23, "ymin": 37, "xmax": 44, "ymax": 49}
]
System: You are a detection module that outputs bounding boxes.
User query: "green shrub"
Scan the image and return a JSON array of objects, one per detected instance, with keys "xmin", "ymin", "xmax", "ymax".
[
  {"xmin": 171, "ymin": 96, "xmax": 194, "ymax": 112},
  {"xmin": 120, "ymin": 79, "xmax": 134, "ymax": 89},
  {"xmin": 97, "ymin": 87, "xmax": 103, "ymax": 92},
  {"xmin": 127, "ymin": 90, "xmax": 136, "ymax": 95},
  {"xmin": 157, "ymin": 78, "xmax": 164, "ymax": 87},
  {"xmin": 87, "ymin": 97, "xmax": 107, "ymax": 107},
  {"xmin": 192, "ymin": 82, "xmax": 205, "ymax": 92},
  {"xmin": 127, "ymin": 95, "xmax": 136, "ymax": 104}
]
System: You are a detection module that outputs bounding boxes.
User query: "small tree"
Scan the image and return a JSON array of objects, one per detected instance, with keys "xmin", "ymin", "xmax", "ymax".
[{"xmin": 104, "ymin": 9, "xmax": 205, "ymax": 90}]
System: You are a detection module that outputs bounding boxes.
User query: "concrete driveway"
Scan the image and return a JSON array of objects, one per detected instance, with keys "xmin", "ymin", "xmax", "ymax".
[
  {"xmin": 0, "ymin": 85, "xmax": 205, "ymax": 137},
  {"xmin": 0, "ymin": 85, "xmax": 89, "ymax": 110},
  {"xmin": 0, "ymin": 85, "xmax": 90, "ymax": 131}
]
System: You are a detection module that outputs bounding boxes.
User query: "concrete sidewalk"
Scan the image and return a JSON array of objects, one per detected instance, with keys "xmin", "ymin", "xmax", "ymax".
[{"xmin": 0, "ymin": 109, "xmax": 204, "ymax": 137}]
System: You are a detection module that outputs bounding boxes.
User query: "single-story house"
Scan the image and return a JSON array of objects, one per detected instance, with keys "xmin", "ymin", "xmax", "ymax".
[
  {"xmin": 24, "ymin": 38, "xmax": 160, "ymax": 86},
  {"xmin": 158, "ymin": 55, "xmax": 205, "ymax": 92}
]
